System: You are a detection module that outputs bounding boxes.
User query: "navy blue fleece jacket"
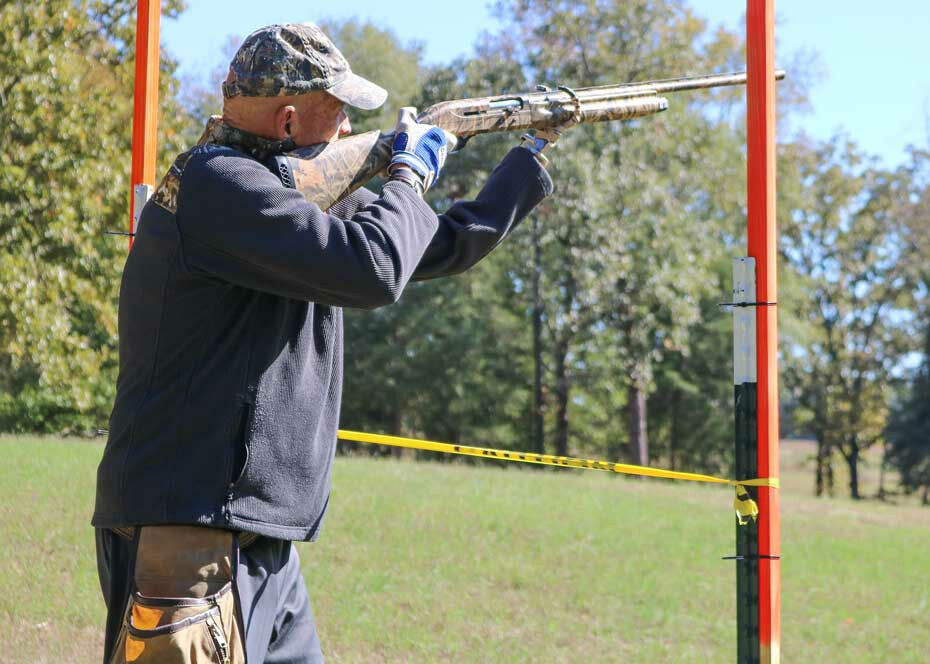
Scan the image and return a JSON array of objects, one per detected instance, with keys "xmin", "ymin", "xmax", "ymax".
[{"xmin": 93, "ymin": 141, "xmax": 552, "ymax": 541}]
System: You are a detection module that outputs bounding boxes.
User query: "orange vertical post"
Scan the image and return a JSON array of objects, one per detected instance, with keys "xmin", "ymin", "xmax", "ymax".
[
  {"xmin": 130, "ymin": 0, "xmax": 161, "ymax": 247},
  {"xmin": 746, "ymin": 0, "xmax": 780, "ymax": 662}
]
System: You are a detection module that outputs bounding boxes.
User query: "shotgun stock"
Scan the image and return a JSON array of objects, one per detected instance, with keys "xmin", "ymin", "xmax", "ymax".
[{"xmin": 212, "ymin": 69, "xmax": 786, "ymax": 210}]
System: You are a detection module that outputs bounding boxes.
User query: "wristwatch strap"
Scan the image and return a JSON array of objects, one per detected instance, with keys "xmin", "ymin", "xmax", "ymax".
[{"xmin": 388, "ymin": 165, "xmax": 425, "ymax": 197}]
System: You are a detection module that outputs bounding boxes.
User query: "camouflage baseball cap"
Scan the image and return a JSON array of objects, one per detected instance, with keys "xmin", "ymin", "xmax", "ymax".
[{"xmin": 222, "ymin": 23, "xmax": 388, "ymax": 110}]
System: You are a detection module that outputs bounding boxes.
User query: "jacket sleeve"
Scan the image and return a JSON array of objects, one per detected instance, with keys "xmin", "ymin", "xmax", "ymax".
[
  {"xmin": 412, "ymin": 146, "xmax": 554, "ymax": 281},
  {"xmin": 327, "ymin": 186, "xmax": 379, "ymax": 219},
  {"xmin": 176, "ymin": 146, "xmax": 440, "ymax": 308}
]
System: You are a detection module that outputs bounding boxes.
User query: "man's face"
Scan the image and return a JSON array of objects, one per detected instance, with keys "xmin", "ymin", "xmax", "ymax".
[{"xmin": 289, "ymin": 92, "xmax": 352, "ymax": 146}]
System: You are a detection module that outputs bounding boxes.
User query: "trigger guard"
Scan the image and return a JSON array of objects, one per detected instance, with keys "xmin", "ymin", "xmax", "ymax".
[{"xmin": 449, "ymin": 135, "xmax": 470, "ymax": 153}]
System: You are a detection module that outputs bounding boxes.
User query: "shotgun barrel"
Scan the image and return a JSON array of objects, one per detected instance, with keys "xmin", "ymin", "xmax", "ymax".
[{"xmin": 228, "ymin": 68, "xmax": 787, "ymax": 210}]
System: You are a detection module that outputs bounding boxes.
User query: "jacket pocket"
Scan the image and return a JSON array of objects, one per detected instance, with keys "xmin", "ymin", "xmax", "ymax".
[{"xmin": 109, "ymin": 583, "xmax": 241, "ymax": 664}]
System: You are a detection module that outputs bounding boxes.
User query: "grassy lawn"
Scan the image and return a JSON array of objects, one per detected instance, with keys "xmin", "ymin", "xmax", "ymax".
[{"xmin": 1, "ymin": 436, "xmax": 928, "ymax": 662}]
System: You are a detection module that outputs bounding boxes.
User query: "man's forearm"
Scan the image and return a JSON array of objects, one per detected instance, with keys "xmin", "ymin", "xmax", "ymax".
[{"xmin": 412, "ymin": 146, "xmax": 553, "ymax": 281}]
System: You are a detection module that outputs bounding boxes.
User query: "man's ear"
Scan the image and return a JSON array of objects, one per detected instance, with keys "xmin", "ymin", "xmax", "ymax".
[{"xmin": 273, "ymin": 105, "xmax": 297, "ymax": 140}]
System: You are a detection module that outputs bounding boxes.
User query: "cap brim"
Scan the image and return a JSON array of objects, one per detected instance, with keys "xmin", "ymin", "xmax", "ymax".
[{"xmin": 329, "ymin": 72, "xmax": 388, "ymax": 111}]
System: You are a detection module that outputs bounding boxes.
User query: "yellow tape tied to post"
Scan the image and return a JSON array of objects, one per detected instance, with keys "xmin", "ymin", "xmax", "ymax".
[{"xmin": 337, "ymin": 430, "xmax": 778, "ymax": 525}]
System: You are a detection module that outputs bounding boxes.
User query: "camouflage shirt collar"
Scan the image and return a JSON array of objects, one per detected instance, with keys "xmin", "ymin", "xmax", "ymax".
[{"xmin": 199, "ymin": 116, "xmax": 295, "ymax": 159}]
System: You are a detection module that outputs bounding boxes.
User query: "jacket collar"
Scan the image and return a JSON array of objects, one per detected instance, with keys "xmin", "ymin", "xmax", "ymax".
[{"xmin": 198, "ymin": 116, "xmax": 296, "ymax": 159}]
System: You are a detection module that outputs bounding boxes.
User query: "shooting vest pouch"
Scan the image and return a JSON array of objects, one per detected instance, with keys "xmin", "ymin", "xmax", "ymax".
[{"xmin": 108, "ymin": 526, "xmax": 245, "ymax": 664}]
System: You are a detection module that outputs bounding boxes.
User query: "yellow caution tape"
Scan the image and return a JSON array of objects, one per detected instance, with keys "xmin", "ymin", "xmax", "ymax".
[
  {"xmin": 734, "ymin": 484, "xmax": 759, "ymax": 525},
  {"xmin": 337, "ymin": 429, "xmax": 778, "ymax": 525}
]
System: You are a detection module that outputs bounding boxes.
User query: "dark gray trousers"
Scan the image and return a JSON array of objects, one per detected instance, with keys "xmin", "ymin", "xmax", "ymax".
[{"xmin": 95, "ymin": 528, "xmax": 323, "ymax": 663}]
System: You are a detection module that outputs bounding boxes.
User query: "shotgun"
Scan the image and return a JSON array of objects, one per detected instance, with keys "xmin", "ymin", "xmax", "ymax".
[{"xmin": 207, "ymin": 69, "xmax": 785, "ymax": 210}]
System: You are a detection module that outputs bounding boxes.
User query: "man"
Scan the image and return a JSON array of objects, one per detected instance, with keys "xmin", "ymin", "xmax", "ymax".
[{"xmin": 93, "ymin": 23, "xmax": 557, "ymax": 663}]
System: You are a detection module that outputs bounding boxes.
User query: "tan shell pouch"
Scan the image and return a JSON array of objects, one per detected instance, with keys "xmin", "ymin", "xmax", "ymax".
[{"xmin": 108, "ymin": 526, "xmax": 245, "ymax": 664}]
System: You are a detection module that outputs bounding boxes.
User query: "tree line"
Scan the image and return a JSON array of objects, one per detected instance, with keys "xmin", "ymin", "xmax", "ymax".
[{"xmin": 1, "ymin": 0, "xmax": 927, "ymax": 502}]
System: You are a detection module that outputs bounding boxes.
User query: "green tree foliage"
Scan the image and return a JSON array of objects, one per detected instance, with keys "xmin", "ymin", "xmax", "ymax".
[
  {"xmin": 886, "ymin": 330, "xmax": 930, "ymax": 504},
  {"xmin": 0, "ymin": 1, "xmax": 186, "ymax": 433},
  {"xmin": 340, "ymin": 39, "xmax": 539, "ymax": 453},
  {"xmin": 492, "ymin": 0, "xmax": 746, "ymax": 465},
  {"xmin": 647, "ymin": 258, "xmax": 737, "ymax": 474},
  {"xmin": 898, "ymin": 148, "xmax": 930, "ymax": 315},
  {"xmin": 884, "ymin": 147, "xmax": 930, "ymax": 503},
  {"xmin": 779, "ymin": 136, "xmax": 919, "ymax": 499}
]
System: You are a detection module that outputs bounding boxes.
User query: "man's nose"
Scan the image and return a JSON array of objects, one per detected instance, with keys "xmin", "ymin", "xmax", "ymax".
[{"xmin": 339, "ymin": 111, "xmax": 351, "ymax": 137}]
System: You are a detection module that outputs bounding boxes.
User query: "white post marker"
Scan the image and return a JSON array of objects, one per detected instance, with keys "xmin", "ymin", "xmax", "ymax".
[
  {"xmin": 132, "ymin": 183, "xmax": 155, "ymax": 232},
  {"xmin": 732, "ymin": 257, "xmax": 757, "ymax": 385}
]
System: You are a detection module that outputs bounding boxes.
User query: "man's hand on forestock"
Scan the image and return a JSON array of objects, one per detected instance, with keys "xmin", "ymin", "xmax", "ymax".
[
  {"xmin": 519, "ymin": 123, "xmax": 571, "ymax": 167},
  {"xmin": 388, "ymin": 107, "xmax": 454, "ymax": 195}
]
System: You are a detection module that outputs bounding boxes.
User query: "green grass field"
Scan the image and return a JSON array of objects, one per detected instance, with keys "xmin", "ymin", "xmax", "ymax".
[{"xmin": 1, "ymin": 437, "xmax": 928, "ymax": 663}]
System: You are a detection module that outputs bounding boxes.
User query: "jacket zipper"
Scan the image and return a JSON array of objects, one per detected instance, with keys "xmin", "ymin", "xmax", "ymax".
[
  {"xmin": 206, "ymin": 610, "xmax": 230, "ymax": 664},
  {"xmin": 224, "ymin": 400, "xmax": 254, "ymax": 525}
]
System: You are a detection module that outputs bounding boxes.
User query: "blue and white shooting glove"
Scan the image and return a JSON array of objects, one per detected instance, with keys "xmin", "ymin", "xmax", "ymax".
[{"xmin": 388, "ymin": 107, "xmax": 452, "ymax": 195}]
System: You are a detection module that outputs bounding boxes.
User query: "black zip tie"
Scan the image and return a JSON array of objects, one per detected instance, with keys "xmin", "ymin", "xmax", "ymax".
[
  {"xmin": 105, "ymin": 230, "xmax": 136, "ymax": 237},
  {"xmin": 718, "ymin": 301, "xmax": 777, "ymax": 308},
  {"xmin": 721, "ymin": 554, "xmax": 781, "ymax": 561}
]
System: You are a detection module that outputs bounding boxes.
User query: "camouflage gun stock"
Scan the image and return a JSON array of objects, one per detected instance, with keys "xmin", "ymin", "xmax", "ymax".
[{"xmin": 267, "ymin": 69, "xmax": 786, "ymax": 210}]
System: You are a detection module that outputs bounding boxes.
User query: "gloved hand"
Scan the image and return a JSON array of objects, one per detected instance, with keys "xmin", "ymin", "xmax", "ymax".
[{"xmin": 388, "ymin": 107, "xmax": 451, "ymax": 194}]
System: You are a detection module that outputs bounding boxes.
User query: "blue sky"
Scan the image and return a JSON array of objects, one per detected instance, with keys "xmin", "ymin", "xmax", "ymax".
[{"xmin": 161, "ymin": 0, "xmax": 930, "ymax": 168}]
